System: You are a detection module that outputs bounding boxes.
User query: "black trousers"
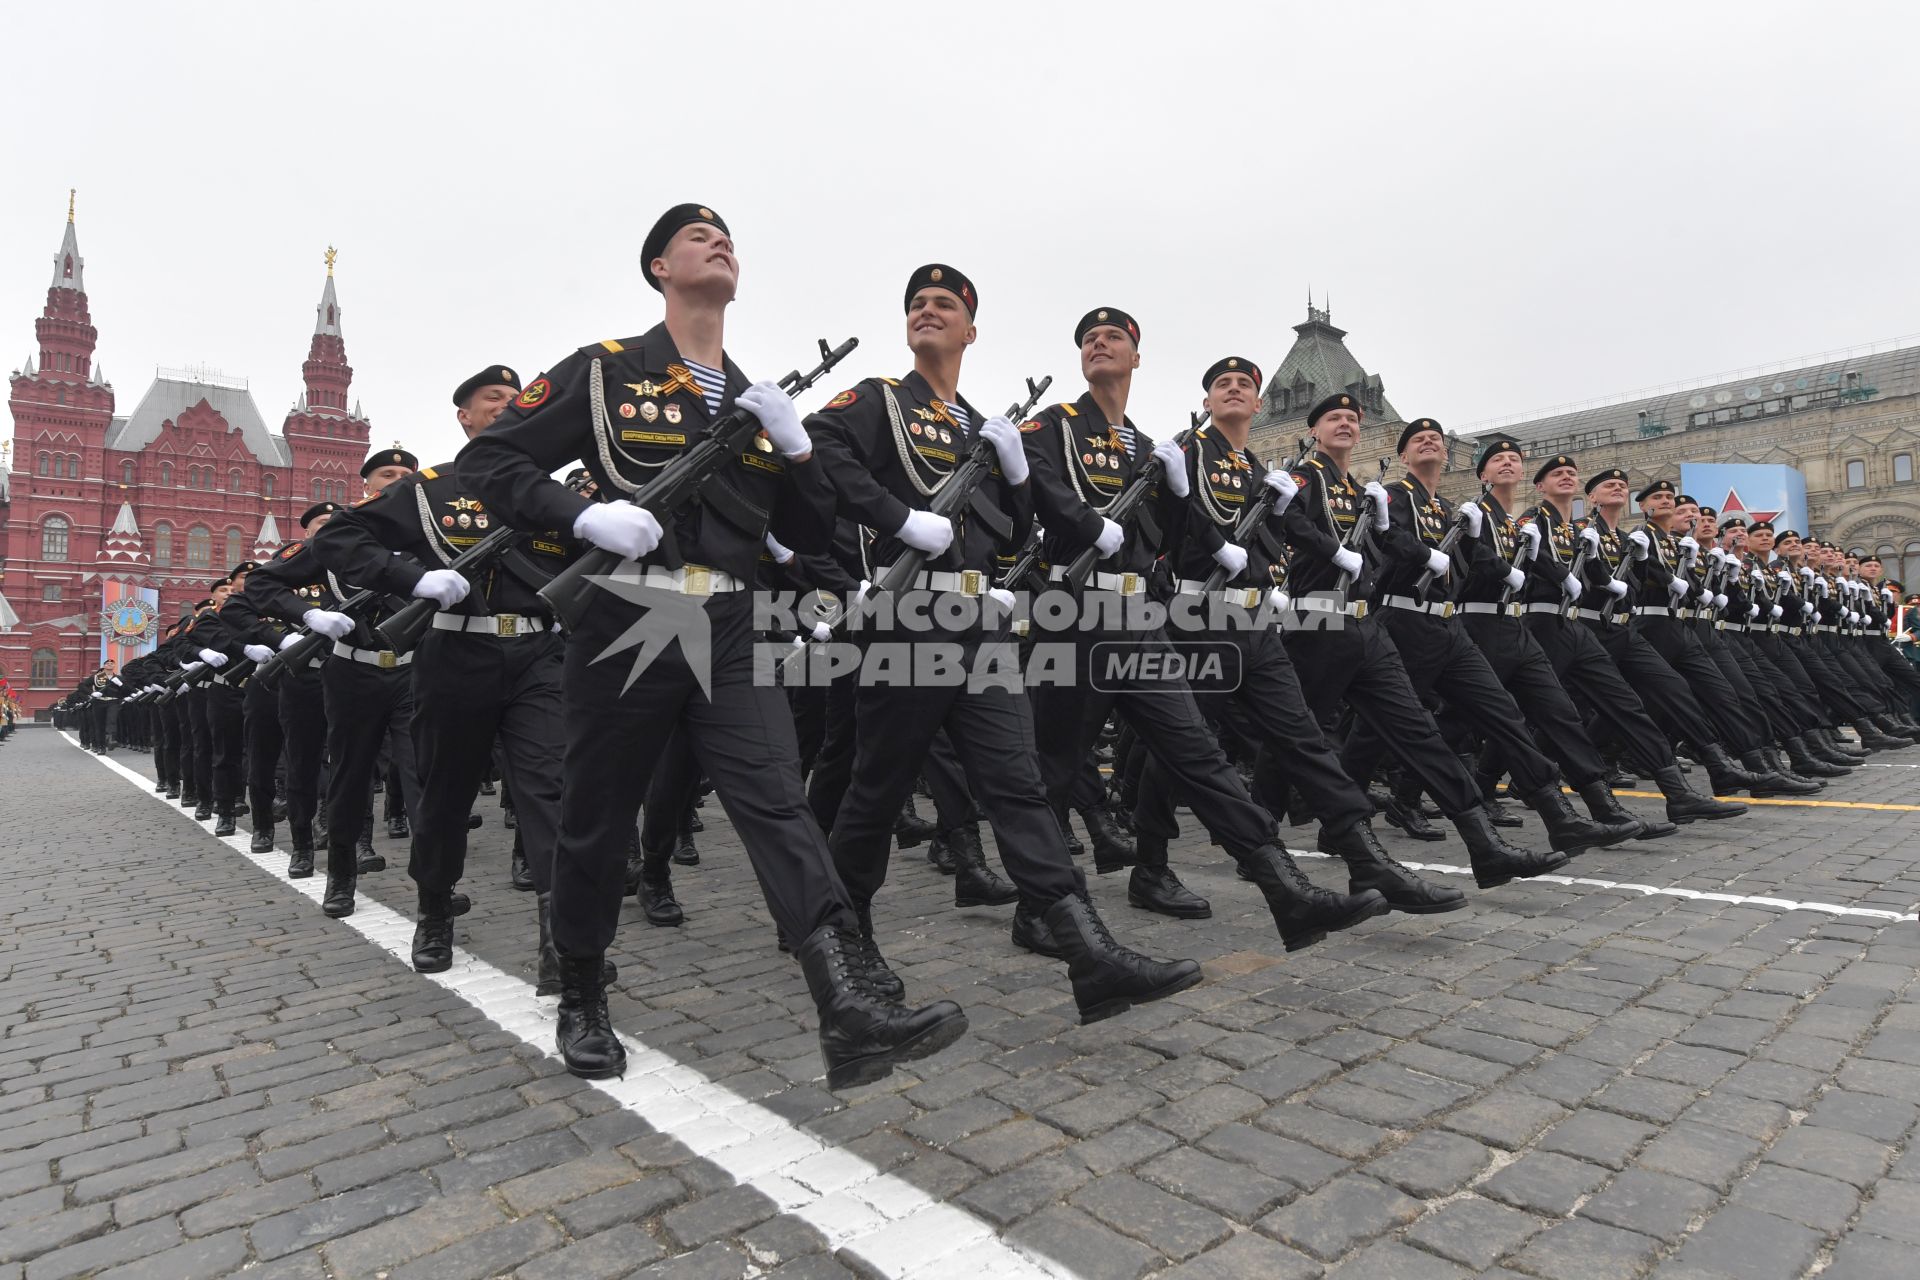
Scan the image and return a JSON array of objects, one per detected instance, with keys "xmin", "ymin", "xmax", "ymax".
[
  {"xmin": 806, "ymin": 673, "xmax": 859, "ymax": 832},
  {"xmin": 1524, "ymin": 617, "xmax": 1680, "ymax": 778},
  {"xmin": 1791, "ymin": 634, "xmax": 1875, "ymax": 721},
  {"xmin": 321, "ymin": 656, "xmax": 420, "ymax": 867},
  {"xmin": 408, "ymin": 628, "xmax": 564, "ymax": 896},
  {"xmin": 244, "ymin": 677, "xmax": 283, "ymax": 825},
  {"xmin": 206, "ymin": 680, "xmax": 246, "ymax": 815},
  {"xmin": 1750, "ymin": 630, "xmax": 1834, "ymax": 728},
  {"xmin": 1458, "ymin": 611, "xmax": 1610, "ymax": 788},
  {"xmin": 1636, "ymin": 616, "xmax": 1763, "ymax": 752},
  {"xmin": 552, "ymin": 590, "xmax": 852, "ymax": 958},
  {"xmin": 1830, "ymin": 636, "xmax": 1896, "ymax": 706},
  {"xmin": 1277, "ymin": 613, "xmax": 1483, "ymax": 818},
  {"xmin": 278, "ymin": 667, "xmax": 328, "ymax": 832},
  {"xmin": 1032, "ymin": 611, "xmax": 1278, "ymax": 859},
  {"xmin": 832, "ymin": 620, "xmax": 1082, "ymax": 908},
  {"xmin": 155, "ymin": 696, "xmax": 180, "ymax": 786},
  {"xmin": 1136, "ymin": 615, "xmax": 1371, "ymax": 840},
  {"xmin": 641, "ymin": 724, "xmax": 700, "ymax": 855},
  {"xmin": 184, "ymin": 688, "xmax": 214, "ymax": 805},
  {"xmin": 1344, "ymin": 608, "xmax": 1561, "ymax": 796},
  {"xmin": 1870, "ymin": 641, "xmax": 1920, "ymax": 696},
  {"xmin": 1729, "ymin": 632, "xmax": 1824, "ymax": 731}
]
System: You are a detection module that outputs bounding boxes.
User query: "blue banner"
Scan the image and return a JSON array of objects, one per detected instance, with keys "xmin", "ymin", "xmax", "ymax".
[{"xmin": 1678, "ymin": 463, "xmax": 1809, "ymax": 537}]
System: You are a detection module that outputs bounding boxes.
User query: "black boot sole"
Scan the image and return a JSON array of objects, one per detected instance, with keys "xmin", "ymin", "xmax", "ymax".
[
  {"xmin": 1126, "ymin": 891, "xmax": 1213, "ymax": 919},
  {"xmin": 644, "ymin": 909, "xmax": 685, "ymax": 927},
  {"xmin": 288, "ymin": 863, "xmax": 314, "ymax": 879},
  {"xmin": 1630, "ymin": 821, "xmax": 1679, "ymax": 840},
  {"xmin": 1364, "ymin": 889, "xmax": 1470, "ymax": 915},
  {"xmin": 412, "ymin": 953, "xmax": 452, "ymax": 974},
  {"xmin": 1472, "ymin": 850, "xmax": 1572, "ymax": 890},
  {"xmin": 1380, "ymin": 810, "xmax": 1448, "ymax": 842},
  {"xmin": 1548, "ymin": 827, "xmax": 1633, "ymax": 857},
  {"xmin": 560, "ymin": 1051, "xmax": 626, "ymax": 1080},
  {"xmin": 824, "ymin": 1009, "xmax": 970, "ymax": 1089},
  {"xmin": 1077, "ymin": 962, "xmax": 1204, "ymax": 1024},
  {"xmin": 1011, "ymin": 928, "xmax": 1066, "ymax": 960},
  {"xmin": 892, "ymin": 826, "xmax": 934, "ymax": 850},
  {"xmin": 1280, "ymin": 893, "xmax": 1394, "ymax": 951},
  {"xmin": 956, "ymin": 888, "xmax": 1020, "ymax": 908},
  {"xmin": 1667, "ymin": 804, "xmax": 1747, "ymax": 824},
  {"xmin": 322, "ymin": 900, "xmax": 355, "ymax": 918}
]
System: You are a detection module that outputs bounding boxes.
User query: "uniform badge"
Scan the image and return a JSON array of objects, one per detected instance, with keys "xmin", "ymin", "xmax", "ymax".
[
  {"xmin": 626, "ymin": 380, "xmax": 663, "ymax": 397},
  {"xmin": 1209, "ymin": 472, "xmax": 1220, "ymax": 484},
  {"xmin": 1083, "ymin": 452, "xmax": 1095, "ymax": 465},
  {"xmin": 664, "ymin": 404, "xmax": 682, "ymax": 424},
  {"xmin": 619, "ymin": 402, "xmax": 637, "ymax": 419},
  {"xmin": 755, "ymin": 430, "xmax": 773, "ymax": 453},
  {"xmin": 911, "ymin": 422, "xmax": 924, "ymax": 436},
  {"xmin": 913, "ymin": 406, "xmax": 939, "ymax": 422},
  {"xmin": 1233, "ymin": 475, "xmax": 1243, "ymax": 489},
  {"xmin": 1019, "ymin": 419, "xmax": 1044, "ymax": 433},
  {"xmin": 640, "ymin": 402, "xmax": 660, "ymax": 423},
  {"xmin": 515, "ymin": 378, "xmax": 552, "ymax": 409},
  {"xmin": 441, "ymin": 515, "xmax": 455, "ymax": 527},
  {"xmin": 476, "ymin": 514, "xmax": 489, "ymax": 529},
  {"xmin": 939, "ymin": 428, "xmax": 952, "ymax": 444},
  {"xmin": 457, "ymin": 513, "xmax": 472, "ymax": 529},
  {"xmin": 826, "ymin": 389, "xmax": 859, "ymax": 409}
]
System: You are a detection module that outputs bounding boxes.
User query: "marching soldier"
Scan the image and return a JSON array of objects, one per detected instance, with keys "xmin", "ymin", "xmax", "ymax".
[{"xmin": 458, "ymin": 203, "xmax": 967, "ymax": 1088}]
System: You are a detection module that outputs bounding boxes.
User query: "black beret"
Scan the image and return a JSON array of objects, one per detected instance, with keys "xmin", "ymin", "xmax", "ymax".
[
  {"xmin": 1075, "ymin": 307, "xmax": 1140, "ymax": 347},
  {"xmin": 452, "ymin": 365, "xmax": 521, "ymax": 407},
  {"xmin": 1720, "ymin": 514, "xmax": 1746, "ymax": 529},
  {"xmin": 228, "ymin": 561, "xmax": 261, "ymax": 578},
  {"xmin": 1775, "ymin": 528, "xmax": 1800, "ymax": 541},
  {"xmin": 1747, "ymin": 519, "xmax": 1774, "ymax": 533},
  {"xmin": 1473, "ymin": 437, "xmax": 1523, "ymax": 475},
  {"xmin": 1696, "ymin": 505, "xmax": 1718, "ymax": 519},
  {"xmin": 1202, "ymin": 356, "xmax": 1262, "ymax": 392},
  {"xmin": 360, "ymin": 447, "xmax": 418, "ymax": 479},
  {"xmin": 1395, "ymin": 418, "xmax": 1444, "ymax": 453},
  {"xmin": 1532, "ymin": 454, "xmax": 1578, "ymax": 486},
  {"xmin": 1634, "ymin": 479, "xmax": 1676, "ymax": 503},
  {"xmin": 906, "ymin": 264, "xmax": 977, "ymax": 317},
  {"xmin": 192, "ymin": 599, "xmax": 213, "ymax": 610},
  {"xmin": 1308, "ymin": 392, "xmax": 1363, "ymax": 429},
  {"xmin": 298, "ymin": 501, "xmax": 340, "ymax": 528},
  {"xmin": 641, "ymin": 203, "xmax": 729, "ymax": 292},
  {"xmin": 1583, "ymin": 466, "xmax": 1628, "ymax": 495},
  {"xmin": 1674, "ymin": 493, "xmax": 1698, "ymax": 507}
]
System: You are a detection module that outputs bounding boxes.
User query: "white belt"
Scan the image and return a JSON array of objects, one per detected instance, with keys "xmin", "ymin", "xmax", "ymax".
[
  {"xmin": 211, "ymin": 673, "xmax": 230, "ymax": 686},
  {"xmin": 632, "ymin": 564, "xmax": 743, "ymax": 595},
  {"xmin": 1569, "ymin": 607, "xmax": 1615, "ymax": 622},
  {"xmin": 332, "ymin": 641, "xmax": 415, "ymax": 669},
  {"xmin": 1382, "ymin": 595, "xmax": 1455, "ymax": 617},
  {"xmin": 1049, "ymin": 567, "xmax": 1146, "ymax": 596},
  {"xmin": 1816, "ymin": 624, "xmax": 1837, "ymax": 634},
  {"xmin": 1174, "ymin": 579, "xmax": 1264, "ymax": 608},
  {"xmin": 431, "ymin": 612, "xmax": 552, "ymax": 636},
  {"xmin": 1456, "ymin": 601, "xmax": 1517, "ymax": 616},
  {"xmin": 914, "ymin": 569, "xmax": 991, "ymax": 596},
  {"xmin": 1293, "ymin": 596, "xmax": 1368, "ymax": 619},
  {"xmin": 1522, "ymin": 602, "xmax": 1572, "ymax": 617},
  {"xmin": 1721, "ymin": 621, "xmax": 1745, "ymax": 633},
  {"xmin": 1633, "ymin": 606, "xmax": 1672, "ymax": 617}
]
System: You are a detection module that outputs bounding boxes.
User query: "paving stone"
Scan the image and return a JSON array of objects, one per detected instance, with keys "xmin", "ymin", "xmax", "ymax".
[
  {"xmin": 1635, "ymin": 1122, "xmax": 1767, "ymax": 1192},
  {"xmin": 1256, "ymin": 1175, "xmax": 1421, "ymax": 1262},
  {"xmin": 1361, "ymin": 1130, "xmax": 1491, "ymax": 1199},
  {"xmin": 1068, "ymin": 1123, "xmax": 1180, "ymax": 1177},
  {"xmin": 1765, "ymin": 1123, "xmax": 1894, "ymax": 1189},
  {"xmin": 1851, "ymin": 1180, "xmax": 1920, "ymax": 1245},
  {"xmin": 387, "ymin": 1215, "xmax": 564, "ymax": 1280},
  {"xmin": 630, "ymin": 1240, "xmax": 755, "ymax": 1279},
  {"xmin": 16, "ymin": 1216, "xmax": 178, "ymax": 1280},
  {"xmin": 1255, "ymin": 1104, "xmax": 1389, "ymax": 1160},
  {"xmin": 660, "ymin": 1184, "xmax": 779, "ymax": 1251},
  {"xmin": 1478, "ymin": 1151, "xmax": 1612, "ymax": 1216},
  {"xmin": 947, "ymin": 1119, "xmax": 1069, "ymax": 1174},
  {"xmin": 248, "ymin": 1172, "xmax": 437, "ymax": 1260},
  {"xmin": 319, "ymin": 1192, "xmax": 507, "ymax": 1280},
  {"xmin": 514, "ymin": 1223, "xmax": 665, "ymax": 1280},
  {"xmin": 1820, "ymin": 1229, "xmax": 1914, "ymax": 1280},
  {"xmin": 955, "ymin": 1155, "xmax": 1093, "ymax": 1227},
  {"xmin": 1588, "ymin": 1074, "xmax": 1697, "ymax": 1125},
  {"xmin": 1505, "ymin": 1218, "xmax": 1660, "ymax": 1280},
  {"xmin": 1440, "ymin": 1092, "xmax": 1569, "ymax": 1151},
  {"xmin": 1006, "ymin": 1205, "xmax": 1159, "ymax": 1280},
  {"xmin": 109, "ymin": 1161, "xmax": 259, "ymax": 1225},
  {"xmin": 91, "ymin": 1229, "xmax": 248, "ymax": 1280},
  {"xmin": 1199, "ymin": 1123, "xmax": 1349, "ymax": 1190},
  {"xmin": 1155, "ymin": 1230, "xmax": 1323, "ymax": 1280},
  {"xmin": 1071, "ymin": 1173, "xmax": 1233, "ymax": 1261},
  {"xmin": 1535, "ymin": 1110, "xmax": 1658, "ymax": 1170},
  {"xmin": 1402, "ymin": 1196, "xmax": 1544, "ymax": 1270},
  {"xmin": 0, "ymin": 1205, "xmax": 111, "ymax": 1268},
  {"xmin": 1576, "ymin": 1166, "xmax": 1718, "ymax": 1242},
  {"xmin": 1140, "ymin": 1146, "xmax": 1293, "ymax": 1223},
  {"xmin": 1730, "ymin": 1162, "xmax": 1864, "ymax": 1233},
  {"xmin": 1666, "ymin": 1205, "xmax": 1825, "ymax": 1280},
  {"xmin": 1805, "ymin": 1091, "xmax": 1920, "ymax": 1144},
  {"xmin": 1321, "ymin": 1240, "xmax": 1471, "ymax": 1278}
]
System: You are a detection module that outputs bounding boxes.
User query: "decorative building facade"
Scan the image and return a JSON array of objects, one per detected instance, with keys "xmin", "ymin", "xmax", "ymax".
[{"xmin": 0, "ymin": 206, "xmax": 373, "ymax": 717}]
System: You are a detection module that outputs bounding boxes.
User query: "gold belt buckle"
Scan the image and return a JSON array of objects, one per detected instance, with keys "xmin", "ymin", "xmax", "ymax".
[
  {"xmin": 1012, "ymin": 618, "xmax": 1031, "ymax": 638},
  {"xmin": 1352, "ymin": 601, "xmax": 1368, "ymax": 620},
  {"xmin": 684, "ymin": 566, "xmax": 712, "ymax": 596},
  {"xmin": 1507, "ymin": 602, "xmax": 1523, "ymax": 618},
  {"xmin": 960, "ymin": 569, "xmax": 983, "ymax": 596},
  {"xmin": 1236, "ymin": 588, "xmax": 1261, "ymax": 608},
  {"xmin": 377, "ymin": 651, "xmax": 397, "ymax": 670},
  {"xmin": 496, "ymin": 615, "xmax": 518, "ymax": 636},
  {"xmin": 1437, "ymin": 601, "xmax": 1455, "ymax": 619},
  {"xmin": 1119, "ymin": 572, "xmax": 1140, "ymax": 596}
]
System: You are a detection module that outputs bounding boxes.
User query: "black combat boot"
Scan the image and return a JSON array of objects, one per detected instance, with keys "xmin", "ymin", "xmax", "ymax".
[
  {"xmin": 672, "ymin": 814, "xmax": 700, "ymax": 866},
  {"xmin": 1694, "ymin": 741, "xmax": 1766, "ymax": 794},
  {"xmin": 213, "ymin": 810, "xmax": 237, "ymax": 838},
  {"xmin": 925, "ymin": 827, "xmax": 958, "ymax": 875},
  {"xmin": 949, "ymin": 824, "xmax": 1018, "ymax": 908},
  {"xmin": 1011, "ymin": 898, "xmax": 1065, "ymax": 958},
  {"xmin": 892, "ymin": 797, "xmax": 937, "ymax": 850},
  {"xmin": 556, "ymin": 954, "xmax": 626, "ymax": 1079},
  {"xmin": 287, "ymin": 821, "xmax": 315, "ymax": 878},
  {"xmin": 1468, "ymin": 755, "xmax": 1525, "ymax": 828},
  {"xmin": 797, "ymin": 925, "xmax": 968, "ymax": 1089},
  {"xmin": 1053, "ymin": 804, "xmax": 1086, "ymax": 859},
  {"xmin": 638, "ymin": 850, "xmax": 684, "ymax": 927},
  {"xmin": 1813, "ymin": 728, "xmax": 1867, "ymax": 764},
  {"xmin": 1859, "ymin": 717, "xmax": 1914, "ymax": 750},
  {"xmin": 193, "ymin": 800, "xmax": 213, "ymax": 821},
  {"xmin": 387, "ymin": 813, "xmax": 410, "ymax": 840},
  {"xmin": 1453, "ymin": 808, "xmax": 1570, "ymax": 889},
  {"xmin": 1523, "ymin": 782, "xmax": 1629, "ymax": 856},
  {"xmin": 356, "ymin": 830, "xmax": 384, "ymax": 874},
  {"xmin": 1043, "ymin": 893, "xmax": 1204, "ymax": 1023},
  {"xmin": 250, "ymin": 820, "xmax": 275, "ymax": 854},
  {"xmin": 1125, "ymin": 833, "xmax": 1212, "ymax": 919},
  {"xmin": 851, "ymin": 900, "xmax": 905, "ymax": 1003},
  {"xmin": 1376, "ymin": 777, "xmax": 1445, "ymax": 841},
  {"xmin": 1577, "ymin": 780, "xmax": 1674, "ymax": 841},
  {"xmin": 1319, "ymin": 820, "xmax": 1466, "ymax": 914},
  {"xmin": 1736, "ymin": 748, "xmax": 1819, "ymax": 796},
  {"xmin": 1756, "ymin": 747, "xmax": 1824, "ymax": 793},
  {"xmin": 1784, "ymin": 734, "xmax": 1848, "ymax": 778},
  {"xmin": 510, "ymin": 835, "xmax": 536, "ymax": 891},
  {"xmin": 411, "ymin": 889, "xmax": 455, "ymax": 973},
  {"xmin": 1079, "ymin": 806, "xmax": 1136, "ymax": 874},
  {"xmin": 321, "ymin": 846, "xmax": 356, "ymax": 918},
  {"xmin": 1237, "ymin": 844, "xmax": 1393, "ymax": 949},
  {"xmin": 1651, "ymin": 764, "xmax": 1747, "ymax": 823}
]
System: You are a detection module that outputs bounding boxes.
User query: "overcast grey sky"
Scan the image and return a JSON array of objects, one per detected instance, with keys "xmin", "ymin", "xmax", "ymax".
[{"xmin": 4, "ymin": 1, "xmax": 1916, "ymax": 467}]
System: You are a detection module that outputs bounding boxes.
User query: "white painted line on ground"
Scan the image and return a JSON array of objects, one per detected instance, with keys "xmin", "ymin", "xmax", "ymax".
[
  {"xmin": 1858, "ymin": 761, "xmax": 1920, "ymax": 769},
  {"xmin": 1280, "ymin": 846, "xmax": 1919, "ymax": 923},
  {"xmin": 67, "ymin": 735, "xmax": 1076, "ymax": 1280}
]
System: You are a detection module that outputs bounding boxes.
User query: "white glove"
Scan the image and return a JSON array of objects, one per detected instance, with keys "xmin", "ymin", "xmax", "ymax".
[
  {"xmin": 181, "ymin": 661, "xmax": 207, "ymax": 675},
  {"xmin": 1628, "ymin": 530, "xmax": 1650, "ymax": 561},
  {"xmin": 1815, "ymin": 577, "xmax": 1830, "ymax": 598},
  {"xmin": 1748, "ymin": 604, "xmax": 1760, "ymax": 620},
  {"xmin": 1679, "ymin": 536, "xmax": 1699, "ymax": 554},
  {"xmin": 1667, "ymin": 576, "xmax": 1691, "ymax": 601},
  {"xmin": 1212, "ymin": 541, "xmax": 1249, "ymax": 577},
  {"xmin": 1332, "ymin": 546, "xmax": 1364, "ymax": 577},
  {"xmin": 278, "ymin": 632, "xmax": 304, "ymax": 651},
  {"xmin": 1799, "ymin": 565, "xmax": 1815, "ymax": 581},
  {"xmin": 1094, "ymin": 518, "xmax": 1125, "ymax": 558},
  {"xmin": 1848, "ymin": 611, "xmax": 1861, "ymax": 626},
  {"xmin": 1263, "ymin": 467, "xmax": 1299, "ymax": 511},
  {"xmin": 197, "ymin": 648, "xmax": 228, "ymax": 668},
  {"xmin": 1561, "ymin": 575, "xmax": 1583, "ymax": 602},
  {"xmin": 572, "ymin": 500, "xmax": 662, "ymax": 560},
  {"xmin": 1579, "ymin": 525, "xmax": 1602, "ymax": 554},
  {"xmin": 809, "ymin": 620, "xmax": 833, "ymax": 643},
  {"xmin": 737, "ymin": 381, "xmax": 810, "ymax": 458},
  {"xmin": 412, "ymin": 568, "xmax": 471, "ymax": 609},
  {"xmin": 1151, "ymin": 438, "xmax": 1189, "ymax": 497},
  {"xmin": 1802, "ymin": 601, "xmax": 1814, "ymax": 617},
  {"xmin": 987, "ymin": 587, "xmax": 1016, "ymax": 612},
  {"xmin": 1425, "ymin": 549, "xmax": 1452, "ymax": 579},
  {"xmin": 764, "ymin": 531, "xmax": 795, "ymax": 564},
  {"xmin": 1504, "ymin": 566, "xmax": 1526, "ymax": 592},
  {"xmin": 979, "ymin": 415, "xmax": 1029, "ymax": 486},
  {"xmin": 301, "ymin": 609, "xmax": 355, "ymax": 640},
  {"xmin": 1606, "ymin": 578, "xmax": 1628, "ymax": 599},
  {"xmin": 1727, "ymin": 562, "xmax": 1743, "ymax": 584},
  {"xmin": 1708, "ymin": 546, "xmax": 1729, "ymax": 564},
  {"xmin": 1778, "ymin": 571, "xmax": 1796, "ymax": 591},
  {"xmin": 1458, "ymin": 501, "xmax": 1484, "ymax": 538},
  {"xmin": 1770, "ymin": 604, "xmax": 1784, "ymax": 620},
  {"xmin": 1885, "ymin": 588, "xmax": 1898, "ymax": 604},
  {"xmin": 895, "ymin": 509, "xmax": 955, "ymax": 556},
  {"xmin": 243, "ymin": 644, "xmax": 275, "ymax": 664},
  {"xmin": 1713, "ymin": 593, "xmax": 1728, "ymax": 610},
  {"xmin": 1518, "ymin": 522, "xmax": 1542, "ymax": 561},
  {"xmin": 1363, "ymin": 480, "xmax": 1391, "ymax": 531},
  {"xmin": 1267, "ymin": 587, "xmax": 1291, "ymax": 611}
]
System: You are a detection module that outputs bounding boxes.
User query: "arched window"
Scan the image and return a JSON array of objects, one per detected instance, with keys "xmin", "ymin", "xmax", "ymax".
[
  {"xmin": 66, "ymin": 455, "xmax": 80, "ymax": 479},
  {"xmin": 225, "ymin": 527, "xmax": 245, "ymax": 565},
  {"xmin": 311, "ymin": 473, "xmax": 325, "ymax": 501},
  {"xmin": 228, "ymin": 468, "xmax": 243, "ymax": 492},
  {"xmin": 35, "ymin": 452, "xmax": 49, "ymax": 476},
  {"xmin": 30, "ymin": 648, "xmax": 58, "ymax": 689},
  {"xmin": 41, "ymin": 515, "xmax": 70, "ymax": 561},
  {"xmin": 159, "ymin": 461, "xmax": 173, "ymax": 486},
  {"xmin": 186, "ymin": 525, "xmax": 211, "ymax": 569},
  {"xmin": 1905, "ymin": 541, "xmax": 1920, "ymax": 590},
  {"xmin": 262, "ymin": 473, "xmax": 275, "ymax": 497},
  {"xmin": 120, "ymin": 459, "xmax": 135, "ymax": 485},
  {"xmin": 153, "ymin": 521, "xmax": 173, "ymax": 568}
]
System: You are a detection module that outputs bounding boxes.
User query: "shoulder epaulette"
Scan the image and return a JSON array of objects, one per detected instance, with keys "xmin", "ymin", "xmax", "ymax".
[
  {"xmin": 420, "ymin": 466, "xmax": 439, "ymax": 480},
  {"xmin": 1399, "ymin": 478, "xmax": 1415, "ymax": 491},
  {"xmin": 352, "ymin": 494, "xmax": 378, "ymax": 508},
  {"xmin": 1195, "ymin": 425, "xmax": 1212, "ymax": 440},
  {"xmin": 1059, "ymin": 403, "xmax": 1079, "ymax": 417},
  {"xmin": 877, "ymin": 376, "xmax": 900, "ymax": 387},
  {"xmin": 599, "ymin": 338, "xmax": 625, "ymax": 354},
  {"xmin": 1306, "ymin": 458, "xmax": 1324, "ymax": 470}
]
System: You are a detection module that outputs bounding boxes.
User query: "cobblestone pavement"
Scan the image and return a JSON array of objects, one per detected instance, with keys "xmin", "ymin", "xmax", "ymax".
[{"xmin": 3, "ymin": 726, "xmax": 1920, "ymax": 1279}]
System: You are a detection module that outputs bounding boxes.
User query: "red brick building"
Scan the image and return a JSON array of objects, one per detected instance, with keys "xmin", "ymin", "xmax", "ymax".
[{"xmin": 0, "ymin": 205, "xmax": 374, "ymax": 717}]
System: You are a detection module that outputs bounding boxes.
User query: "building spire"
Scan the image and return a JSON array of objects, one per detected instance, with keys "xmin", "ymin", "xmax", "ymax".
[
  {"xmin": 51, "ymin": 194, "xmax": 84, "ymax": 292},
  {"xmin": 313, "ymin": 247, "xmax": 342, "ymax": 337},
  {"xmin": 67, "ymin": 188, "xmax": 75, "ymax": 223}
]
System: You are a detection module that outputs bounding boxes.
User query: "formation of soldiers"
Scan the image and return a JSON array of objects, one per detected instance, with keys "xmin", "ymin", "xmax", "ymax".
[{"xmin": 65, "ymin": 204, "xmax": 1920, "ymax": 1093}]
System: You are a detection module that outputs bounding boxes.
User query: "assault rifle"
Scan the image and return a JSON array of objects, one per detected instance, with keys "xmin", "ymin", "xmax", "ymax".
[
  {"xmin": 1059, "ymin": 411, "xmax": 1207, "ymax": 592},
  {"xmin": 1411, "ymin": 481, "xmax": 1491, "ymax": 599},
  {"xmin": 1195, "ymin": 436, "xmax": 1310, "ymax": 598}
]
